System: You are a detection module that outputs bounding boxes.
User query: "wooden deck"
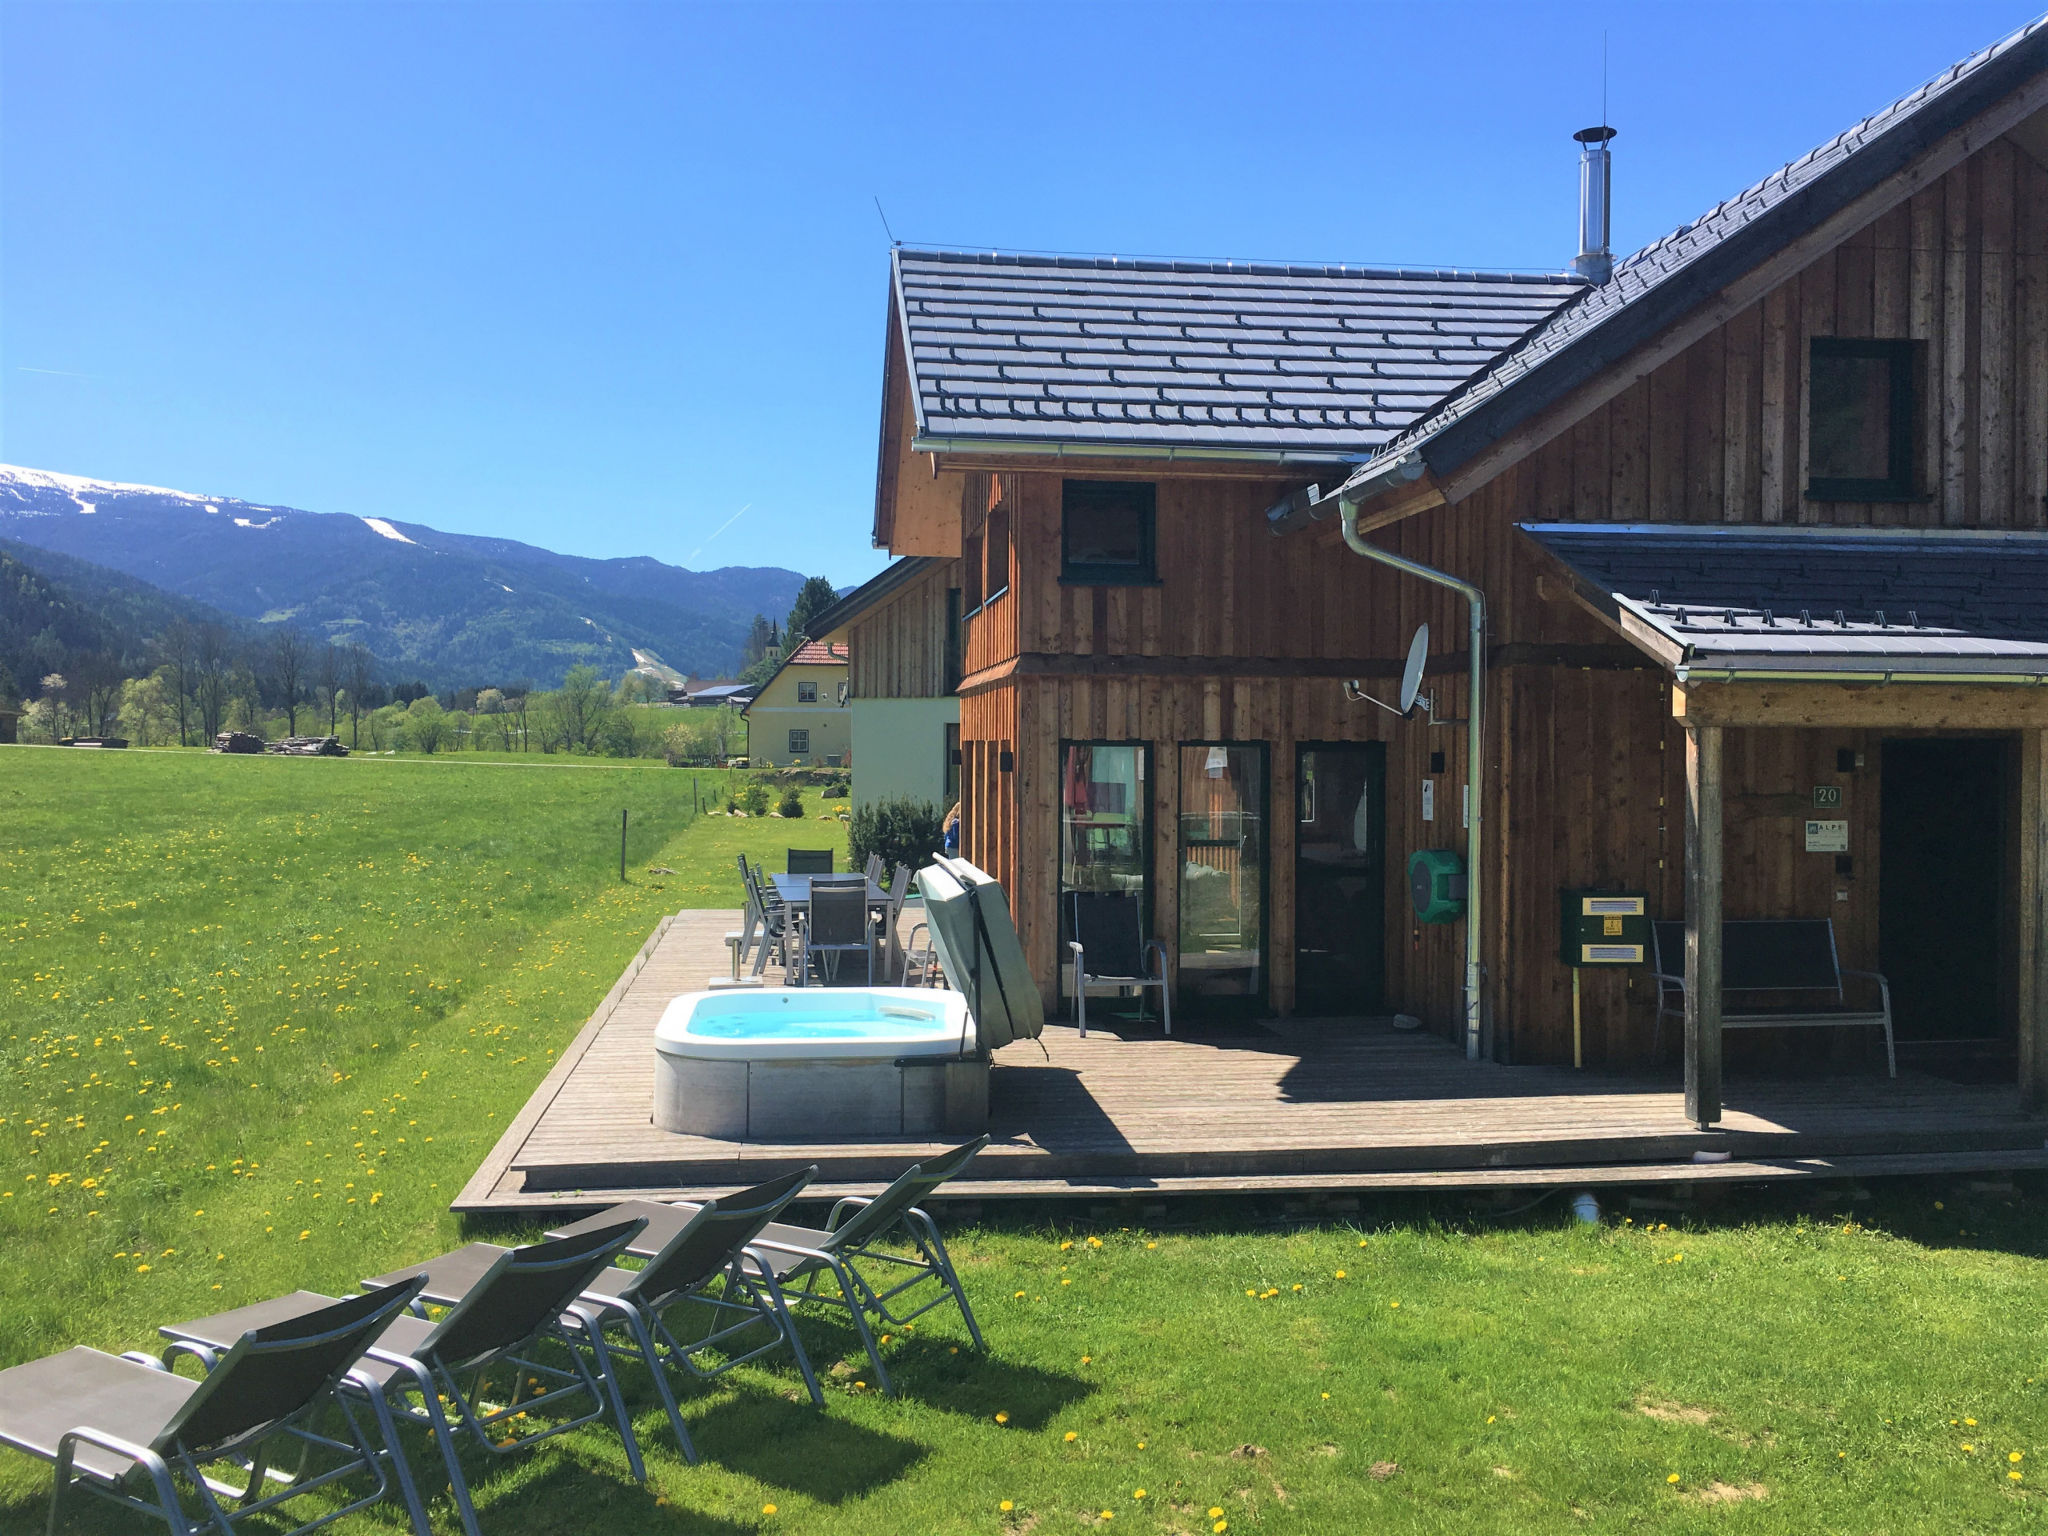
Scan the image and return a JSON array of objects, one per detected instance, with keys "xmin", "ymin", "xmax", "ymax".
[{"xmin": 456, "ymin": 910, "xmax": 2048, "ymax": 1214}]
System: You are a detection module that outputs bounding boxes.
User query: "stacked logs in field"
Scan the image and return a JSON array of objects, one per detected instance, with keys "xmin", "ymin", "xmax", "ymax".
[
  {"xmin": 213, "ymin": 731, "xmax": 266, "ymax": 754},
  {"xmin": 266, "ymin": 736, "xmax": 350, "ymax": 757}
]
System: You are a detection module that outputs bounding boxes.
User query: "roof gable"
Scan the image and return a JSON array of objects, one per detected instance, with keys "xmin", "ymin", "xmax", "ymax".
[
  {"xmin": 1324, "ymin": 16, "xmax": 2048, "ymax": 508},
  {"xmin": 895, "ymin": 250, "xmax": 1584, "ymax": 461}
]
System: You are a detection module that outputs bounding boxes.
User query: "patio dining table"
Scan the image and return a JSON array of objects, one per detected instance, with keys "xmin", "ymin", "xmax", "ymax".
[{"xmin": 769, "ymin": 873, "xmax": 898, "ymax": 983}]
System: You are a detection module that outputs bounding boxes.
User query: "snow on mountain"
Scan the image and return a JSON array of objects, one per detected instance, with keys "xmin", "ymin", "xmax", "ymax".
[{"xmin": 0, "ymin": 462, "xmax": 806, "ymax": 687}]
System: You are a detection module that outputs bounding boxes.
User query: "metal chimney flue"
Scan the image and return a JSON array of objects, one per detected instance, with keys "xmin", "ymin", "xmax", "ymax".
[{"xmin": 1573, "ymin": 125, "xmax": 1617, "ymax": 284}]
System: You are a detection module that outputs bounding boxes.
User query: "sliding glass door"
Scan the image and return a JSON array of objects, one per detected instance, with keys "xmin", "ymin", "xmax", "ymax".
[
  {"xmin": 1059, "ymin": 742, "xmax": 1151, "ymax": 1010},
  {"xmin": 1177, "ymin": 742, "xmax": 1267, "ymax": 1010}
]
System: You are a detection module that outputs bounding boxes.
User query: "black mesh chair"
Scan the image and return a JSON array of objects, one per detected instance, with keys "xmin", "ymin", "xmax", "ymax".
[
  {"xmin": 548, "ymin": 1167, "xmax": 824, "ymax": 1455},
  {"xmin": 0, "ymin": 1278, "xmax": 427, "ymax": 1536},
  {"xmin": 786, "ymin": 848, "xmax": 836, "ymax": 875},
  {"xmin": 161, "ymin": 1220, "xmax": 645, "ymax": 1536},
  {"xmin": 1065, "ymin": 891, "xmax": 1171, "ymax": 1037},
  {"xmin": 800, "ymin": 878, "xmax": 876, "ymax": 985}
]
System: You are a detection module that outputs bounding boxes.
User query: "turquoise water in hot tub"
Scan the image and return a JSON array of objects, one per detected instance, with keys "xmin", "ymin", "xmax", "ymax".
[{"xmin": 690, "ymin": 1001, "xmax": 947, "ymax": 1042}]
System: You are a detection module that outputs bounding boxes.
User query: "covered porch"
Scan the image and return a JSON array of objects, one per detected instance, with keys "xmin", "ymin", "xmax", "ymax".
[{"xmin": 1525, "ymin": 523, "xmax": 2048, "ymax": 1127}]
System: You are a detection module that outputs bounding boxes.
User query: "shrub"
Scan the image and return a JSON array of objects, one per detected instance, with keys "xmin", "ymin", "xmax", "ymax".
[
  {"xmin": 848, "ymin": 798, "xmax": 946, "ymax": 884},
  {"xmin": 777, "ymin": 787, "xmax": 805, "ymax": 818},
  {"xmin": 739, "ymin": 781, "xmax": 772, "ymax": 817}
]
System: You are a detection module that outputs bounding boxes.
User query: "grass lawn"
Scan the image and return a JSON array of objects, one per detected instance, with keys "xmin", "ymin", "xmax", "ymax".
[{"xmin": 2, "ymin": 745, "xmax": 2046, "ymax": 1533}]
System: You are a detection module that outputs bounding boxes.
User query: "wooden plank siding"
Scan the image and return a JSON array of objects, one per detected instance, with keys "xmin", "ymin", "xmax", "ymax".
[
  {"xmin": 904, "ymin": 129, "xmax": 2048, "ymax": 1072},
  {"xmin": 846, "ymin": 558, "xmax": 959, "ymax": 701}
]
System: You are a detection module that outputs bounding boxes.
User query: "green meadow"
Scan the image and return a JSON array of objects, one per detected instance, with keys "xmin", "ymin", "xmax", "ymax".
[{"xmin": 2, "ymin": 746, "xmax": 2047, "ymax": 1534}]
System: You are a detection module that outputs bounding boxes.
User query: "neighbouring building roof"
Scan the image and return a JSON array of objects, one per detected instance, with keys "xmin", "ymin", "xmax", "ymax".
[
  {"xmin": 804, "ymin": 557, "xmax": 936, "ymax": 639},
  {"xmin": 1522, "ymin": 523, "xmax": 2048, "ymax": 679},
  {"xmin": 894, "ymin": 248, "xmax": 1585, "ymax": 461},
  {"xmin": 783, "ymin": 639, "xmax": 848, "ymax": 666},
  {"xmin": 1319, "ymin": 16, "xmax": 2048, "ymax": 506}
]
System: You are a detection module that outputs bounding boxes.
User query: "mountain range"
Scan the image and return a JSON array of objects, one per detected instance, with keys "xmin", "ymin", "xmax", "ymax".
[{"xmin": 0, "ymin": 465, "xmax": 806, "ymax": 688}]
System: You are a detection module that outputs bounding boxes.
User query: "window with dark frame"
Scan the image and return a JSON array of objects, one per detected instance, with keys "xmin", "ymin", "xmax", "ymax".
[
  {"xmin": 787, "ymin": 728, "xmax": 809, "ymax": 755},
  {"xmin": 985, "ymin": 502, "xmax": 1011, "ymax": 601},
  {"xmin": 1062, "ymin": 480, "xmax": 1157, "ymax": 584},
  {"xmin": 796, "ymin": 680, "xmax": 818, "ymax": 704},
  {"xmin": 962, "ymin": 529, "xmax": 984, "ymax": 612},
  {"xmin": 1807, "ymin": 338, "xmax": 1922, "ymax": 501}
]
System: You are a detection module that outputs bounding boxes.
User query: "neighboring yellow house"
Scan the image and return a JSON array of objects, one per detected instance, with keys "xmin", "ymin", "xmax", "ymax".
[{"xmin": 741, "ymin": 638, "xmax": 850, "ymax": 766}]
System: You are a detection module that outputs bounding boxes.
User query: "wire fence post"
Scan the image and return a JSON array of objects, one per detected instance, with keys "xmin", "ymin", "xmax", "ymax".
[{"xmin": 620, "ymin": 808, "xmax": 628, "ymax": 882}]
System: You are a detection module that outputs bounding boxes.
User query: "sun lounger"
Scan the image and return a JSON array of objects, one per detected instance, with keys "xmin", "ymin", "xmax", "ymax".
[
  {"xmin": 162, "ymin": 1219, "xmax": 645, "ymax": 1536},
  {"xmin": 747, "ymin": 1136, "xmax": 989, "ymax": 1395},
  {"xmin": 0, "ymin": 1278, "xmax": 426, "ymax": 1536},
  {"xmin": 541, "ymin": 1167, "xmax": 824, "ymax": 1452}
]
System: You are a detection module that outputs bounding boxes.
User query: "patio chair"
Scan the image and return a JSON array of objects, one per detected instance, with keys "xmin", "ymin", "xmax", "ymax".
[
  {"xmin": 741, "ymin": 859, "xmax": 794, "ymax": 976},
  {"xmin": 901, "ymin": 922, "xmax": 939, "ymax": 987},
  {"xmin": 545, "ymin": 1167, "xmax": 826, "ymax": 1454},
  {"xmin": 0, "ymin": 1277, "xmax": 427, "ymax": 1536},
  {"xmin": 863, "ymin": 851, "xmax": 886, "ymax": 888},
  {"xmin": 798, "ymin": 878, "xmax": 875, "ymax": 986},
  {"xmin": 1066, "ymin": 890, "xmax": 1171, "ymax": 1037},
  {"xmin": 787, "ymin": 848, "xmax": 835, "ymax": 875},
  {"xmin": 879, "ymin": 863, "xmax": 915, "ymax": 980},
  {"xmin": 161, "ymin": 1219, "xmax": 647, "ymax": 1536},
  {"xmin": 748, "ymin": 1135, "xmax": 989, "ymax": 1395}
]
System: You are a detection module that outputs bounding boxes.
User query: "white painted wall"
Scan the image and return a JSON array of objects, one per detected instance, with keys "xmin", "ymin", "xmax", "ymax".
[{"xmin": 852, "ymin": 697, "xmax": 958, "ymax": 809}]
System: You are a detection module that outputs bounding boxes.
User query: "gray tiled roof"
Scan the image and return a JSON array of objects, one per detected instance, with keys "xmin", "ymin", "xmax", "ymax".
[
  {"xmin": 1522, "ymin": 523, "xmax": 2048, "ymax": 677},
  {"xmin": 1326, "ymin": 15, "xmax": 2048, "ymax": 503},
  {"xmin": 895, "ymin": 250, "xmax": 1585, "ymax": 459}
]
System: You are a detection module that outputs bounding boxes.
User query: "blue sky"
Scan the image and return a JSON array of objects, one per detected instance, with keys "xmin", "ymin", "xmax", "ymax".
[{"xmin": 2, "ymin": 1, "xmax": 2038, "ymax": 590}]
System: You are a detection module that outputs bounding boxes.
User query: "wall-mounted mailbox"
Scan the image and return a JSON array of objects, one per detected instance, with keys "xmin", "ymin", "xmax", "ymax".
[
  {"xmin": 1558, "ymin": 890, "xmax": 1649, "ymax": 966},
  {"xmin": 1409, "ymin": 849, "xmax": 1467, "ymax": 924}
]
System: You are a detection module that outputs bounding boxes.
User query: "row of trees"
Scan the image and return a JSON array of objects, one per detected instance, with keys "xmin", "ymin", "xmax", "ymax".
[{"xmin": 16, "ymin": 624, "xmax": 381, "ymax": 746}]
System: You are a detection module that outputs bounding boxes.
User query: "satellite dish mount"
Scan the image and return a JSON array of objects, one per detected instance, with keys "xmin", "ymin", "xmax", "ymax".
[{"xmin": 1343, "ymin": 623, "xmax": 1465, "ymax": 726}]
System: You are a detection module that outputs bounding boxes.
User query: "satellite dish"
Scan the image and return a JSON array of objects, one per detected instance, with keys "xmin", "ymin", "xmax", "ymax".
[{"xmin": 1397, "ymin": 624, "xmax": 1430, "ymax": 716}]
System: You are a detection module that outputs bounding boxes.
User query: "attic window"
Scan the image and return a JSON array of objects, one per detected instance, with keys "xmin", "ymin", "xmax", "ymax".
[
  {"xmin": 1807, "ymin": 339, "xmax": 1922, "ymax": 502},
  {"xmin": 1061, "ymin": 480, "xmax": 1158, "ymax": 585},
  {"xmin": 796, "ymin": 681, "xmax": 818, "ymax": 704}
]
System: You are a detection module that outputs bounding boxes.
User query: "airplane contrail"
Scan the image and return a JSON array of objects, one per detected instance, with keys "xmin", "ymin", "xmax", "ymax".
[{"xmin": 687, "ymin": 502, "xmax": 752, "ymax": 564}]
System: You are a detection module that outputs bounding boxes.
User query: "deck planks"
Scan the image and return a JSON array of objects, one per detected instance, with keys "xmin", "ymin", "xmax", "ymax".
[{"xmin": 456, "ymin": 911, "xmax": 2043, "ymax": 1214}]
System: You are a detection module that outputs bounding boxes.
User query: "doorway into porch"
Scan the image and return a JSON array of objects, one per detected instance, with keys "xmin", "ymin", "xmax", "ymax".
[
  {"xmin": 1294, "ymin": 743, "xmax": 1386, "ymax": 1015},
  {"xmin": 1879, "ymin": 736, "xmax": 2012, "ymax": 1076}
]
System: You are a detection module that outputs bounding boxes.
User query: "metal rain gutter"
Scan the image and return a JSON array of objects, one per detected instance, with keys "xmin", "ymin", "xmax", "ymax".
[
  {"xmin": 1675, "ymin": 665, "xmax": 2048, "ymax": 686},
  {"xmin": 1269, "ymin": 450, "xmax": 1429, "ymax": 534},
  {"xmin": 911, "ymin": 435, "xmax": 1360, "ymax": 467},
  {"xmin": 1338, "ymin": 496, "xmax": 1487, "ymax": 1061}
]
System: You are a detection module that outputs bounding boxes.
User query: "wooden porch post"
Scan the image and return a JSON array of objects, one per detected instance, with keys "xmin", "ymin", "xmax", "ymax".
[
  {"xmin": 2020, "ymin": 729, "xmax": 2048, "ymax": 1112},
  {"xmin": 1683, "ymin": 721, "xmax": 1724, "ymax": 1129}
]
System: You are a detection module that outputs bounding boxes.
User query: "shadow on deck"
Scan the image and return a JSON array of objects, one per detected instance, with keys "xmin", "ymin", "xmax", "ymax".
[{"xmin": 455, "ymin": 910, "xmax": 2048, "ymax": 1214}]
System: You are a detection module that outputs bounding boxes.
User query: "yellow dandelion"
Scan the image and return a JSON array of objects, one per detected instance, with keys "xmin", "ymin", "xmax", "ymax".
[
  {"xmin": 1014, "ymin": 1290, "xmax": 1026, "ymax": 1299},
  {"xmin": 1214, "ymin": 1523, "xmax": 1228, "ymax": 1534},
  {"xmin": 1667, "ymin": 1473, "xmax": 1680, "ymax": 1484},
  {"xmin": 1061, "ymin": 1241, "xmax": 1073, "ymax": 1251},
  {"xmin": 1080, "ymin": 1355, "xmax": 1092, "ymax": 1365},
  {"xmin": 298, "ymin": 1230, "xmax": 310, "ymax": 1240},
  {"xmin": 1146, "ymin": 1241, "xmax": 1156, "ymax": 1249},
  {"xmin": 1967, "ymin": 1418, "xmax": 1979, "ymax": 1427},
  {"xmin": 999, "ymin": 1500, "xmax": 1013, "ymax": 1512},
  {"xmin": 2012, "ymin": 1471, "xmax": 2025, "ymax": 1482},
  {"xmin": 1065, "ymin": 1431, "xmax": 1078, "ymax": 1443},
  {"xmin": 1133, "ymin": 1488, "xmax": 1147, "ymax": 1499},
  {"xmin": 1390, "ymin": 1299, "xmax": 1400, "ymax": 1308},
  {"xmin": 1321, "ymin": 1392, "xmax": 1331, "ymax": 1400},
  {"xmin": 994, "ymin": 1411, "xmax": 1010, "ymax": 1425},
  {"xmin": 1136, "ymin": 1441, "xmax": 1146, "ymax": 1449},
  {"xmin": 1964, "ymin": 1444, "xmax": 1976, "ymax": 1453},
  {"xmin": 1334, "ymin": 1269, "xmax": 1347, "ymax": 1279},
  {"xmin": 1209, "ymin": 1508, "xmax": 1224, "ymax": 1519},
  {"xmin": 762, "ymin": 1503, "xmax": 778, "ymax": 1515},
  {"xmin": 2013, "ymin": 1452, "xmax": 2026, "ymax": 1464},
  {"xmin": 136, "ymin": 1263, "xmax": 149, "ymax": 1273}
]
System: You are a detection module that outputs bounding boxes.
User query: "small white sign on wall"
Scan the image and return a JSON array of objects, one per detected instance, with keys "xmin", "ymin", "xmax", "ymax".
[
  {"xmin": 1421, "ymin": 779, "xmax": 1435, "ymax": 823},
  {"xmin": 1805, "ymin": 819, "xmax": 1850, "ymax": 853}
]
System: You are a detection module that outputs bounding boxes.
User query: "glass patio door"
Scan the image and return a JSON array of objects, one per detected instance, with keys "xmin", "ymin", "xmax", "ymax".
[
  {"xmin": 1177, "ymin": 743, "xmax": 1267, "ymax": 1008},
  {"xmin": 1059, "ymin": 742, "xmax": 1151, "ymax": 1010}
]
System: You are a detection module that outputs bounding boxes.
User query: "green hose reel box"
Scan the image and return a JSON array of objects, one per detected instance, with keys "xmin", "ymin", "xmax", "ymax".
[{"xmin": 1408, "ymin": 849, "xmax": 1467, "ymax": 924}]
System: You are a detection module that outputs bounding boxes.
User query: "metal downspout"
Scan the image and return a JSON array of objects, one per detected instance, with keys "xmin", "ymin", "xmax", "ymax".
[{"xmin": 1339, "ymin": 498, "xmax": 1487, "ymax": 1061}]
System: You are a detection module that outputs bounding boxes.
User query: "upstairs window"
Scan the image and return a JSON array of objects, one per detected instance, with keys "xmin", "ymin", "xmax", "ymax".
[
  {"xmin": 1808, "ymin": 338, "xmax": 1922, "ymax": 502},
  {"xmin": 796, "ymin": 680, "xmax": 818, "ymax": 704},
  {"xmin": 985, "ymin": 502, "xmax": 1011, "ymax": 602},
  {"xmin": 1062, "ymin": 480, "xmax": 1157, "ymax": 584}
]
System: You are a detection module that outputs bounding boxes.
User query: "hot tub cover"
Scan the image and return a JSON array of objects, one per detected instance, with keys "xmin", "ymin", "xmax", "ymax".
[{"xmin": 918, "ymin": 856, "xmax": 1044, "ymax": 1054}]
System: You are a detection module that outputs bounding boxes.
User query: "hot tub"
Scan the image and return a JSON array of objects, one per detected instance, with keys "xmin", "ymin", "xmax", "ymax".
[{"xmin": 652, "ymin": 988, "xmax": 986, "ymax": 1139}]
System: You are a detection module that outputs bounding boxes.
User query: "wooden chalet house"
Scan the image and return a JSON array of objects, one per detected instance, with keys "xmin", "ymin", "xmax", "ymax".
[{"xmin": 856, "ymin": 20, "xmax": 2048, "ymax": 1127}]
